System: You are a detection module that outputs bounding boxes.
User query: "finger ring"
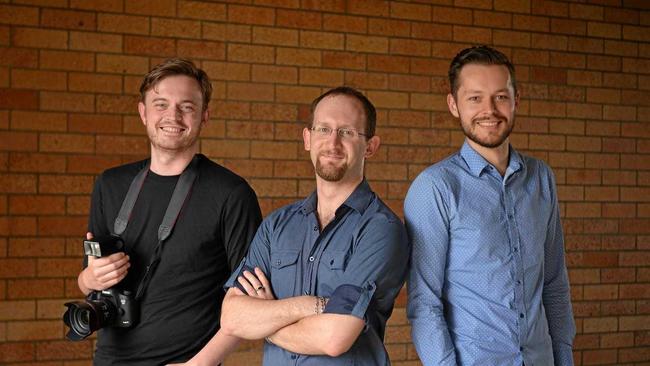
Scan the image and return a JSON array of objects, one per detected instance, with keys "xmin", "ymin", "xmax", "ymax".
[{"xmin": 257, "ymin": 286, "xmax": 264, "ymax": 291}]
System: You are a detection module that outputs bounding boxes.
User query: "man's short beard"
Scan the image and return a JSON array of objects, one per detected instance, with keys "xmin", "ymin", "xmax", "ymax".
[
  {"xmin": 461, "ymin": 116, "xmax": 514, "ymax": 149},
  {"xmin": 315, "ymin": 160, "xmax": 347, "ymax": 182}
]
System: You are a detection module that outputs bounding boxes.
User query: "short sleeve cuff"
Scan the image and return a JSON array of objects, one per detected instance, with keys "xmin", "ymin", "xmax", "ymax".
[
  {"xmin": 323, "ymin": 281, "xmax": 376, "ymax": 319},
  {"xmin": 224, "ymin": 257, "xmax": 248, "ymax": 292}
]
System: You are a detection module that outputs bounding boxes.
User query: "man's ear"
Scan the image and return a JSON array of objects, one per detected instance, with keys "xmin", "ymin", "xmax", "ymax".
[
  {"xmin": 201, "ymin": 108, "xmax": 210, "ymax": 126},
  {"xmin": 364, "ymin": 135, "xmax": 380, "ymax": 158},
  {"xmin": 303, "ymin": 127, "xmax": 311, "ymax": 151},
  {"xmin": 138, "ymin": 102, "xmax": 146, "ymax": 125},
  {"xmin": 447, "ymin": 93, "xmax": 459, "ymax": 118}
]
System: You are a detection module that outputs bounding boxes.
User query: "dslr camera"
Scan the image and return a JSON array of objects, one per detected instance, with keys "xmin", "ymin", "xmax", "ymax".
[{"xmin": 63, "ymin": 235, "xmax": 139, "ymax": 341}]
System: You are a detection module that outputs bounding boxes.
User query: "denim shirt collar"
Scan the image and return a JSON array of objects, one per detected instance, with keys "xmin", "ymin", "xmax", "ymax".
[
  {"xmin": 459, "ymin": 140, "xmax": 524, "ymax": 178},
  {"xmin": 297, "ymin": 179, "xmax": 374, "ymax": 216}
]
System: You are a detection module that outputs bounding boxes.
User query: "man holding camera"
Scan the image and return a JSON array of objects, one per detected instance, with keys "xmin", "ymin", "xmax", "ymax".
[
  {"xmin": 75, "ymin": 58, "xmax": 262, "ymax": 365},
  {"xmin": 217, "ymin": 87, "xmax": 410, "ymax": 365}
]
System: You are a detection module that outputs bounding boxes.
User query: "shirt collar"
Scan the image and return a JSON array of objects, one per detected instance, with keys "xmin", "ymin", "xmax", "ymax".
[
  {"xmin": 459, "ymin": 140, "xmax": 523, "ymax": 177},
  {"xmin": 297, "ymin": 179, "xmax": 374, "ymax": 216}
]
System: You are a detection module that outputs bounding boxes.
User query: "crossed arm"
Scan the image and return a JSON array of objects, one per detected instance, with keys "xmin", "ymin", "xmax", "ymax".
[{"xmin": 220, "ymin": 268, "xmax": 365, "ymax": 357}]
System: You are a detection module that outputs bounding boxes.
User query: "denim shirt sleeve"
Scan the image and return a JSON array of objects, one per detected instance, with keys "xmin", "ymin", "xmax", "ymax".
[
  {"xmin": 323, "ymin": 212, "xmax": 409, "ymax": 321},
  {"xmin": 404, "ymin": 169, "xmax": 458, "ymax": 366},
  {"xmin": 541, "ymin": 166, "xmax": 576, "ymax": 366},
  {"xmin": 224, "ymin": 217, "xmax": 272, "ymax": 291}
]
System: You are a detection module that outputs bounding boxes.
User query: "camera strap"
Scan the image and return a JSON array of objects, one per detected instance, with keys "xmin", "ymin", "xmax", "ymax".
[{"xmin": 112, "ymin": 154, "xmax": 200, "ymax": 301}]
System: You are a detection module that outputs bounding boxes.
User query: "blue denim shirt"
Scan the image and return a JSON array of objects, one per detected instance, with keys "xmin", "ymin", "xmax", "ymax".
[
  {"xmin": 226, "ymin": 180, "xmax": 409, "ymax": 365},
  {"xmin": 405, "ymin": 142, "xmax": 575, "ymax": 366}
]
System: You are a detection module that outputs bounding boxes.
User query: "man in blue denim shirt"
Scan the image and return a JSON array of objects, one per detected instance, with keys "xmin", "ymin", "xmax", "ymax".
[
  {"xmin": 219, "ymin": 86, "xmax": 409, "ymax": 365},
  {"xmin": 405, "ymin": 46, "xmax": 575, "ymax": 365}
]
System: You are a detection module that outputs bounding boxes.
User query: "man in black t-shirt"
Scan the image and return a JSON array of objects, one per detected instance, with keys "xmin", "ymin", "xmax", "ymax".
[{"xmin": 76, "ymin": 58, "xmax": 262, "ymax": 365}]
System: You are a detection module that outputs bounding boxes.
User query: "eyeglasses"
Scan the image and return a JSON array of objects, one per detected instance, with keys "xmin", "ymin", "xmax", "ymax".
[{"xmin": 310, "ymin": 126, "xmax": 367, "ymax": 139}]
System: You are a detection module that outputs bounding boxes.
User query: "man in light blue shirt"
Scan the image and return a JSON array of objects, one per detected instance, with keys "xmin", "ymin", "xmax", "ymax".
[{"xmin": 405, "ymin": 45, "xmax": 575, "ymax": 366}]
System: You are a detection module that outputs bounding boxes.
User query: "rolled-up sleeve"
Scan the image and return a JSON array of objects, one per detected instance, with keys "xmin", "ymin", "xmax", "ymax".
[
  {"xmin": 405, "ymin": 170, "xmax": 457, "ymax": 366},
  {"xmin": 323, "ymin": 215, "xmax": 408, "ymax": 321},
  {"xmin": 224, "ymin": 217, "xmax": 272, "ymax": 291}
]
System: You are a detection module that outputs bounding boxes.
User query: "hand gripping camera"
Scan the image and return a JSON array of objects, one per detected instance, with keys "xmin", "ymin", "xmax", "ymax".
[{"xmin": 63, "ymin": 235, "xmax": 139, "ymax": 341}]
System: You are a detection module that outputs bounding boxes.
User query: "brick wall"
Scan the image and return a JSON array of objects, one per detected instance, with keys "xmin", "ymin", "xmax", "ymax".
[{"xmin": 0, "ymin": 0, "xmax": 648, "ymax": 365}]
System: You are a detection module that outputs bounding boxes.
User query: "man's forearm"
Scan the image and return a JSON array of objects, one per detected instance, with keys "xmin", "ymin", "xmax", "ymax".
[
  {"xmin": 181, "ymin": 330, "xmax": 240, "ymax": 366},
  {"xmin": 220, "ymin": 290, "xmax": 316, "ymax": 339},
  {"xmin": 268, "ymin": 313, "xmax": 364, "ymax": 357}
]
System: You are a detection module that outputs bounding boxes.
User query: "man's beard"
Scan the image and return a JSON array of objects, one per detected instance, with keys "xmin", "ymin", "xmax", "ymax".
[
  {"xmin": 315, "ymin": 156, "xmax": 347, "ymax": 182},
  {"xmin": 461, "ymin": 115, "xmax": 514, "ymax": 148}
]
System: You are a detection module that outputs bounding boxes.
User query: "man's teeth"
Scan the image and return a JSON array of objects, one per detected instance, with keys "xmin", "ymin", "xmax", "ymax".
[{"xmin": 161, "ymin": 127, "xmax": 183, "ymax": 132}]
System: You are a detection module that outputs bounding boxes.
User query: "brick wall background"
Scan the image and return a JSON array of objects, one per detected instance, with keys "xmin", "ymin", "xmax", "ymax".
[{"xmin": 0, "ymin": 0, "xmax": 649, "ymax": 365}]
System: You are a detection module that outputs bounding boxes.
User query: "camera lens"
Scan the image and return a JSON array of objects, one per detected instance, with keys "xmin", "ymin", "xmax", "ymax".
[{"xmin": 63, "ymin": 298, "xmax": 115, "ymax": 341}]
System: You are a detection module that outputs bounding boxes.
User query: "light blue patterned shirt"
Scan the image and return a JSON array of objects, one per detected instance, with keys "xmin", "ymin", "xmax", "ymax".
[{"xmin": 405, "ymin": 141, "xmax": 575, "ymax": 366}]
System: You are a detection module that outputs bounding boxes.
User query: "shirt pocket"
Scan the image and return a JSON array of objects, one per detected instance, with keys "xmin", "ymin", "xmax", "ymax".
[
  {"xmin": 326, "ymin": 250, "xmax": 349, "ymax": 271},
  {"xmin": 270, "ymin": 249, "xmax": 300, "ymax": 299}
]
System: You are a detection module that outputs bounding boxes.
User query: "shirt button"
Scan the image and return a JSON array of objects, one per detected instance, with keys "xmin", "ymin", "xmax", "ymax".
[
  {"xmin": 517, "ymin": 280, "xmax": 522, "ymax": 285},
  {"xmin": 275, "ymin": 260, "xmax": 281, "ymax": 266},
  {"xmin": 508, "ymin": 214, "xmax": 514, "ymax": 219},
  {"xmin": 520, "ymin": 346, "xmax": 523, "ymax": 351},
  {"xmin": 514, "ymin": 247, "xmax": 518, "ymax": 252},
  {"xmin": 309, "ymin": 256, "xmax": 314, "ymax": 262},
  {"xmin": 519, "ymin": 313, "xmax": 524, "ymax": 318},
  {"xmin": 313, "ymin": 226, "xmax": 318, "ymax": 231},
  {"xmin": 291, "ymin": 354, "xmax": 297, "ymax": 359}
]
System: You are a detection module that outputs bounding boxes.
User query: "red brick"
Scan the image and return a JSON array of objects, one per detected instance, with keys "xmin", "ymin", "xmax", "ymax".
[
  {"xmin": 38, "ymin": 175, "xmax": 94, "ymax": 195},
  {"xmin": 276, "ymin": 9, "xmax": 321, "ymax": 30},
  {"xmin": 8, "ymin": 238, "xmax": 65, "ymax": 257},
  {"xmin": 299, "ymin": 68, "xmax": 343, "ymax": 87},
  {"xmin": 0, "ymin": 342, "xmax": 34, "ymax": 363},
  {"xmin": 276, "ymin": 47, "xmax": 321, "ymax": 66},
  {"xmin": 67, "ymin": 155, "xmax": 122, "ymax": 175},
  {"xmin": 9, "ymin": 196, "xmax": 66, "ymax": 215},
  {"xmin": 41, "ymin": 8, "xmax": 96, "ymax": 31},
  {"xmin": 391, "ymin": 2, "xmax": 431, "ymax": 21},
  {"xmin": 8, "ymin": 279, "xmax": 63, "ymax": 299},
  {"xmin": 96, "ymin": 54, "xmax": 149, "ymax": 75},
  {"xmin": 473, "ymin": 10, "xmax": 512, "ymax": 29},
  {"xmin": 178, "ymin": 1, "xmax": 226, "ymax": 21},
  {"xmin": 251, "ymin": 103, "xmax": 297, "ymax": 123},
  {"xmin": 605, "ymin": 7, "xmax": 639, "ymax": 25},
  {"xmin": 40, "ymin": 92, "xmax": 94, "ymax": 113},
  {"xmin": 225, "ymin": 121, "xmax": 274, "ymax": 140},
  {"xmin": 70, "ymin": 0, "xmax": 122, "ymax": 12},
  {"xmin": 96, "ymin": 94, "xmax": 139, "ymax": 114},
  {"xmin": 367, "ymin": 55, "xmax": 409, "ymax": 73},
  {"xmin": 452, "ymin": 25, "xmax": 491, "ymax": 44},
  {"xmin": 250, "ymin": 178, "xmax": 296, "ymax": 197},
  {"xmin": 346, "ymin": 34, "xmax": 388, "ymax": 53},
  {"xmin": 10, "ymin": 111, "xmax": 66, "ymax": 132},
  {"xmin": 493, "ymin": 30, "xmax": 531, "ymax": 48},
  {"xmin": 8, "ymin": 153, "xmax": 66, "ymax": 173},
  {"xmin": 369, "ymin": 18, "xmax": 411, "ymax": 38},
  {"xmin": 251, "ymin": 26, "xmax": 298, "ymax": 47},
  {"xmin": 251, "ymin": 141, "xmax": 297, "ymax": 160},
  {"xmin": 126, "ymin": 0, "xmax": 175, "ymax": 16},
  {"xmin": 97, "ymin": 13, "xmax": 149, "ymax": 35},
  {"xmin": 0, "ymin": 4, "xmax": 39, "ymax": 26},
  {"xmin": 212, "ymin": 101, "xmax": 251, "ymax": 120},
  {"xmin": 203, "ymin": 23, "xmax": 251, "ymax": 42},
  {"xmin": 124, "ymin": 35, "xmax": 175, "ymax": 57},
  {"xmin": 228, "ymin": 5, "xmax": 275, "ymax": 26},
  {"xmin": 323, "ymin": 14, "xmax": 367, "ymax": 34},
  {"xmin": 432, "ymin": 6, "xmax": 472, "ymax": 25},
  {"xmin": 623, "ymin": 25, "xmax": 650, "ymax": 42},
  {"xmin": 550, "ymin": 52, "xmax": 586, "ymax": 69},
  {"xmin": 95, "ymin": 135, "xmax": 149, "ymax": 155},
  {"xmin": 322, "ymin": 51, "xmax": 365, "ymax": 70},
  {"xmin": 513, "ymin": 14, "xmax": 548, "ymax": 32},
  {"xmin": 177, "ymin": 39, "xmax": 226, "ymax": 60},
  {"xmin": 38, "ymin": 134, "xmax": 95, "ymax": 153},
  {"xmin": 348, "ymin": 0, "xmax": 390, "ymax": 17},
  {"xmin": 36, "ymin": 339, "xmax": 92, "ymax": 360},
  {"xmin": 569, "ymin": 36, "xmax": 604, "ymax": 53},
  {"xmin": 298, "ymin": 30, "xmax": 344, "ymax": 50},
  {"xmin": 0, "ymin": 258, "xmax": 35, "ymax": 278},
  {"xmin": 39, "ymin": 50, "xmax": 94, "ymax": 72},
  {"xmin": 389, "ymin": 38, "xmax": 430, "ymax": 57},
  {"xmin": 0, "ymin": 89, "xmax": 38, "ymax": 110},
  {"xmin": 229, "ymin": 44, "xmax": 275, "ymax": 64},
  {"xmin": 0, "ymin": 47, "xmax": 38, "ymax": 68},
  {"xmin": 0, "ymin": 131, "xmax": 37, "ymax": 152},
  {"xmin": 68, "ymin": 113, "xmax": 122, "ymax": 134},
  {"xmin": 203, "ymin": 139, "xmax": 250, "ymax": 158},
  {"xmin": 275, "ymin": 85, "xmax": 321, "ymax": 104},
  {"xmin": 151, "ymin": 17, "xmax": 201, "ymax": 38}
]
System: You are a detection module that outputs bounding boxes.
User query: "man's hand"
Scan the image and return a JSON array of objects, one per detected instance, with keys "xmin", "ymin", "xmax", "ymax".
[
  {"xmin": 79, "ymin": 232, "xmax": 130, "ymax": 294},
  {"xmin": 237, "ymin": 267, "xmax": 275, "ymax": 300}
]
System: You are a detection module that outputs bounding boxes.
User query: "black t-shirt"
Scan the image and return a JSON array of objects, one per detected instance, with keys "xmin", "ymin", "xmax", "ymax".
[{"xmin": 86, "ymin": 154, "xmax": 262, "ymax": 365}]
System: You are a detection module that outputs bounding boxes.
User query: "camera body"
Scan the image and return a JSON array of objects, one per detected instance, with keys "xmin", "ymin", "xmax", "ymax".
[{"xmin": 63, "ymin": 235, "xmax": 139, "ymax": 341}]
